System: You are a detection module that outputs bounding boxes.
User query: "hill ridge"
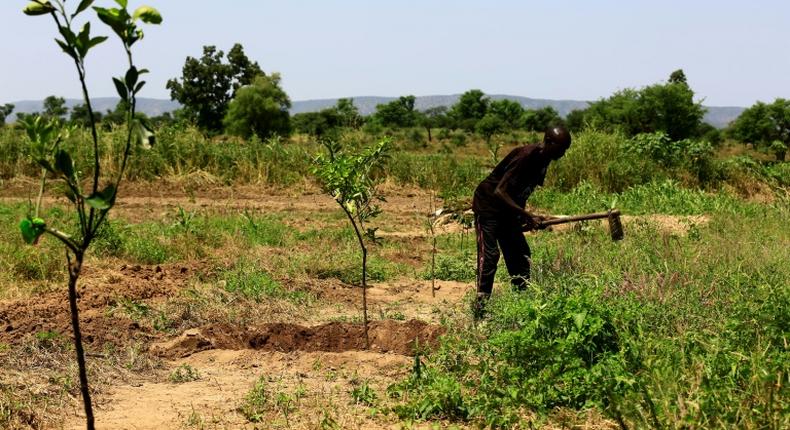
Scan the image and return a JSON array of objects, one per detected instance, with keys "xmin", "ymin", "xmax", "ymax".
[{"xmin": 5, "ymin": 95, "xmax": 744, "ymax": 128}]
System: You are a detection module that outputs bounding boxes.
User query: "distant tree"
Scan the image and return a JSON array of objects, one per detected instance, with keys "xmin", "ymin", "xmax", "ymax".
[
  {"xmin": 476, "ymin": 113, "xmax": 506, "ymax": 163},
  {"xmin": 0, "ymin": 104, "xmax": 13, "ymax": 126},
  {"xmin": 223, "ymin": 74, "xmax": 291, "ymax": 139},
  {"xmin": 70, "ymin": 103, "xmax": 103, "ymax": 127},
  {"xmin": 565, "ymin": 108, "xmax": 589, "ymax": 132},
  {"xmin": 669, "ymin": 69, "xmax": 687, "ymax": 85},
  {"xmin": 335, "ymin": 98, "xmax": 363, "ymax": 129},
  {"xmin": 418, "ymin": 106, "xmax": 448, "ymax": 141},
  {"xmin": 43, "ymin": 96, "xmax": 68, "ymax": 122},
  {"xmin": 450, "ymin": 89, "xmax": 489, "ymax": 130},
  {"xmin": 167, "ymin": 44, "xmax": 263, "ymax": 132},
  {"xmin": 292, "ymin": 110, "xmax": 342, "ymax": 139},
  {"xmin": 523, "ymin": 106, "xmax": 562, "ymax": 132},
  {"xmin": 149, "ymin": 112, "xmax": 176, "ymax": 128},
  {"xmin": 729, "ymin": 98, "xmax": 790, "ymax": 160},
  {"xmin": 585, "ymin": 70, "xmax": 705, "ymax": 141},
  {"xmin": 373, "ymin": 95, "xmax": 418, "ymax": 128},
  {"xmin": 696, "ymin": 122, "xmax": 722, "ymax": 146},
  {"xmin": 489, "ymin": 99, "xmax": 525, "ymax": 130},
  {"xmin": 103, "ymin": 100, "xmax": 131, "ymax": 126}
]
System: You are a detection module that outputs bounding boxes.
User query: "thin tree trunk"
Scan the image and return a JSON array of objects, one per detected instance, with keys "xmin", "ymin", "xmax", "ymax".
[
  {"xmin": 67, "ymin": 251, "xmax": 94, "ymax": 430},
  {"xmin": 361, "ymin": 245, "xmax": 369, "ymax": 348},
  {"xmin": 340, "ymin": 206, "xmax": 370, "ymax": 349},
  {"xmin": 431, "ymin": 234, "xmax": 436, "ymax": 298}
]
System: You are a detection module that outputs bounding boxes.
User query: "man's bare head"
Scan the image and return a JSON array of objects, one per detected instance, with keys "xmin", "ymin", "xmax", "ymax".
[{"xmin": 542, "ymin": 125, "xmax": 571, "ymax": 160}]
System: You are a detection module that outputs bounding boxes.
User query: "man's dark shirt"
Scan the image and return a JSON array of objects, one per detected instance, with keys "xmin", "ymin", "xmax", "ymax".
[{"xmin": 472, "ymin": 144, "xmax": 550, "ymax": 217}]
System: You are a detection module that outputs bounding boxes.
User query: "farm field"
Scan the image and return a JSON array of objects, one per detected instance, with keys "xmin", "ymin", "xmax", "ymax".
[
  {"xmin": 1, "ymin": 157, "xmax": 787, "ymax": 429},
  {"xmin": 2, "ymin": 3, "xmax": 789, "ymax": 428}
]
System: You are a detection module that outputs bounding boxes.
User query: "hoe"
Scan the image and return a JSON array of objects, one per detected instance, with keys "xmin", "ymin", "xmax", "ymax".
[{"xmin": 533, "ymin": 209, "xmax": 624, "ymax": 241}]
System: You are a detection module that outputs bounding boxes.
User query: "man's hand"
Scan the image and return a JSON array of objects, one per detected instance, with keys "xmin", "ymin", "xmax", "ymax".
[
  {"xmin": 522, "ymin": 211, "xmax": 541, "ymax": 231},
  {"xmin": 523, "ymin": 213, "xmax": 552, "ymax": 231}
]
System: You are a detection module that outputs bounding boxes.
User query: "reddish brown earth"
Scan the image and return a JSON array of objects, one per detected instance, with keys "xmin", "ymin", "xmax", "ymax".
[
  {"xmin": 0, "ymin": 263, "xmax": 197, "ymax": 347},
  {"xmin": 153, "ymin": 319, "xmax": 444, "ymax": 359}
]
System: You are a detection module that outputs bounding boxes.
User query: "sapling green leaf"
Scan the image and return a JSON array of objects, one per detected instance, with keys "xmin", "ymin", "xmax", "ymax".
[
  {"xmin": 55, "ymin": 39, "xmax": 78, "ymax": 60},
  {"xmin": 19, "ymin": 218, "xmax": 46, "ymax": 245},
  {"xmin": 54, "ymin": 149, "xmax": 75, "ymax": 179},
  {"xmin": 73, "ymin": 0, "xmax": 96, "ymax": 18},
  {"xmin": 132, "ymin": 6, "xmax": 162, "ymax": 24},
  {"xmin": 125, "ymin": 66, "xmax": 139, "ymax": 88},
  {"xmin": 23, "ymin": 1, "xmax": 55, "ymax": 16},
  {"xmin": 86, "ymin": 185, "xmax": 117, "ymax": 210},
  {"xmin": 113, "ymin": 77, "xmax": 128, "ymax": 101}
]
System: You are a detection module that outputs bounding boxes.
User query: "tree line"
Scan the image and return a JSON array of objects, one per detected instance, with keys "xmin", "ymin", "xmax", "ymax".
[{"xmin": 2, "ymin": 43, "xmax": 787, "ymax": 161}]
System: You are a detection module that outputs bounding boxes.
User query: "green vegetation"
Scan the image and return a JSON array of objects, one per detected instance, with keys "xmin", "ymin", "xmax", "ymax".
[
  {"xmin": 18, "ymin": 2, "xmax": 162, "ymax": 429},
  {"xmin": 391, "ymin": 197, "xmax": 789, "ymax": 429},
  {"xmin": 166, "ymin": 43, "xmax": 263, "ymax": 133},
  {"xmin": 313, "ymin": 138, "xmax": 392, "ymax": 348},
  {"xmin": 223, "ymin": 73, "xmax": 291, "ymax": 139},
  {"xmin": 2, "ymin": 10, "xmax": 789, "ymax": 429},
  {"xmin": 729, "ymin": 98, "xmax": 790, "ymax": 161},
  {"xmin": 168, "ymin": 364, "xmax": 200, "ymax": 383}
]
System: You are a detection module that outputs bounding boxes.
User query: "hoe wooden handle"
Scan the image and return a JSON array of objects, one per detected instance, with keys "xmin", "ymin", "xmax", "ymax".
[{"xmin": 538, "ymin": 209, "xmax": 621, "ymax": 227}]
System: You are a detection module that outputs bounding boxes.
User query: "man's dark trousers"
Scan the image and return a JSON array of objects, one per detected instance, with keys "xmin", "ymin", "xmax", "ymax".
[{"xmin": 475, "ymin": 214, "xmax": 531, "ymax": 296}]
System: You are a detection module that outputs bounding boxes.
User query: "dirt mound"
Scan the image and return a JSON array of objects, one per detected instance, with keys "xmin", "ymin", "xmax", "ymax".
[
  {"xmin": 0, "ymin": 263, "xmax": 196, "ymax": 346},
  {"xmin": 154, "ymin": 320, "xmax": 443, "ymax": 359}
]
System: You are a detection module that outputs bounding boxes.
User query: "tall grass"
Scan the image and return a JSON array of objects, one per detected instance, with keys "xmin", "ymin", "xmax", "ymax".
[{"xmin": 1, "ymin": 125, "xmax": 786, "ymax": 199}]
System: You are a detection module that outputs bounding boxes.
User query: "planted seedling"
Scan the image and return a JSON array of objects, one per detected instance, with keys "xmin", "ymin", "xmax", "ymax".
[
  {"xmin": 20, "ymin": 1, "xmax": 162, "ymax": 429},
  {"xmin": 312, "ymin": 138, "xmax": 391, "ymax": 348}
]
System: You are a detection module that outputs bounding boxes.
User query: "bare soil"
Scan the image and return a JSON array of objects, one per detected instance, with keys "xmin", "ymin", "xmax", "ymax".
[{"xmin": 0, "ymin": 184, "xmax": 690, "ymax": 429}]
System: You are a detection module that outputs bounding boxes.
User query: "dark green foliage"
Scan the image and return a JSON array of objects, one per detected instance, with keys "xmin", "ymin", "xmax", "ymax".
[
  {"xmin": 450, "ymin": 89, "xmax": 489, "ymax": 130},
  {"xmin": 69, "ymin": 103, "xmax": 103, "ymax": 127},
  {"xmin": 335, "ymin": 98, "xmax": 363, "ymax": 129},
  {"xmin": 522, "ymin": 106, "xmax": 562, "ymax": 132},
  {"xmin": 729, "ymin": 98, "xmax": 790, "ymax": 160},
  {"xmin": 166, "ymin": 44, "xmax": 262, "ymax": 132},
  {"xmin": 0, "ymin": 104, "xmax": 13, "ymax": 126},
  {"xmin": 564, "ymin": 108, "xmax": 588, "ymax": 132},
  {"xmin": 418, "ymin": 106, "xmax": 449, "ymax": 141},
  {"xmin": 585, "ymin": 70, "xmax": 706, "ymax": 141},
  {"xmin": 373, "ymin": 96, "xmax": 418, "ymax": 128},
  {"xmin": 291, "ymin": 110, "xmax": 341, "ymax": 139},
  {"xmin": 223, "ymin": 74, "xmax": 291, "ymax": 139},
  {"xmin": 476, "ymin": 113, "xmax": 506, "ymax": 162},
  {"xmin": 42, "ymin": 96, "xmax": 67, "ymax": 122},
  {"xmin": 291, "ymin": 98, "xmax": 359, "ymax": 138},
  {"xmin": 488, "ymin": 99, "xmax": 524, "ymax": 129}
]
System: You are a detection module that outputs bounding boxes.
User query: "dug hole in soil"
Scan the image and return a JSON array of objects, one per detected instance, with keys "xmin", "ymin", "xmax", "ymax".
[{"xmin": 153, "ymin": 319, "xmax": 444, "ymax": 359}]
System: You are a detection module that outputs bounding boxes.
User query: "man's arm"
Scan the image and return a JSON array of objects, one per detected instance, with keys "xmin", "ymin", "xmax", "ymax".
[{"xmin": 493, "ymin": 170, "xmax": 542, "ymax": 230}]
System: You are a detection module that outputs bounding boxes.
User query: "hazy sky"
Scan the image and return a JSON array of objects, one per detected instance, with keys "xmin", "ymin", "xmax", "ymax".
[{"xmin": 1, "ymin": 0, "xmax": 789, "ymax": 106}]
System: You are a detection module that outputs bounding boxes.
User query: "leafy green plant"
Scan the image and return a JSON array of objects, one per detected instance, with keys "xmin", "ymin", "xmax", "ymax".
[
  {"xmin": 169, "ymin": 364, "xmax": 201, "ymax": 383},
  {"xmin": 312, "ymin": 138, "xmax": 391, "ymax": 348},
  {"xmin": 239, "ymin": 376, "xmax": 269, "ymax": 422},
  {"xmin": 350, "ymin": 380, "xmax": 378, "ymax": 406},
  {"xmin": 20, "ymin": 2, "xmax": 161, "ymax": 428}
]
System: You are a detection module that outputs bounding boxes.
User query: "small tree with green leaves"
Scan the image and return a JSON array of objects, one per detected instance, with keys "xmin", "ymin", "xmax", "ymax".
[
  {"xmin": 476, "ymin": 113, "xmax": 506, "ymax": 163},
  {"xmin": 312, "ymin": 138, "xmax": 391, "ymax": 348},
  {"xmin": 21, "ymin": 1, "xmax": 161, "ymax": 429},
  {"xmin": 0, "ymin": 104, "xmax": 14, "ymax": 126}
]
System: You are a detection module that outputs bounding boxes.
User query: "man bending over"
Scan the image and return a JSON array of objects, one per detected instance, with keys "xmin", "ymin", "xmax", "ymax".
[{"xmin": 472, "ymin": 125, "xmax": 572, "ymax": 318}]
